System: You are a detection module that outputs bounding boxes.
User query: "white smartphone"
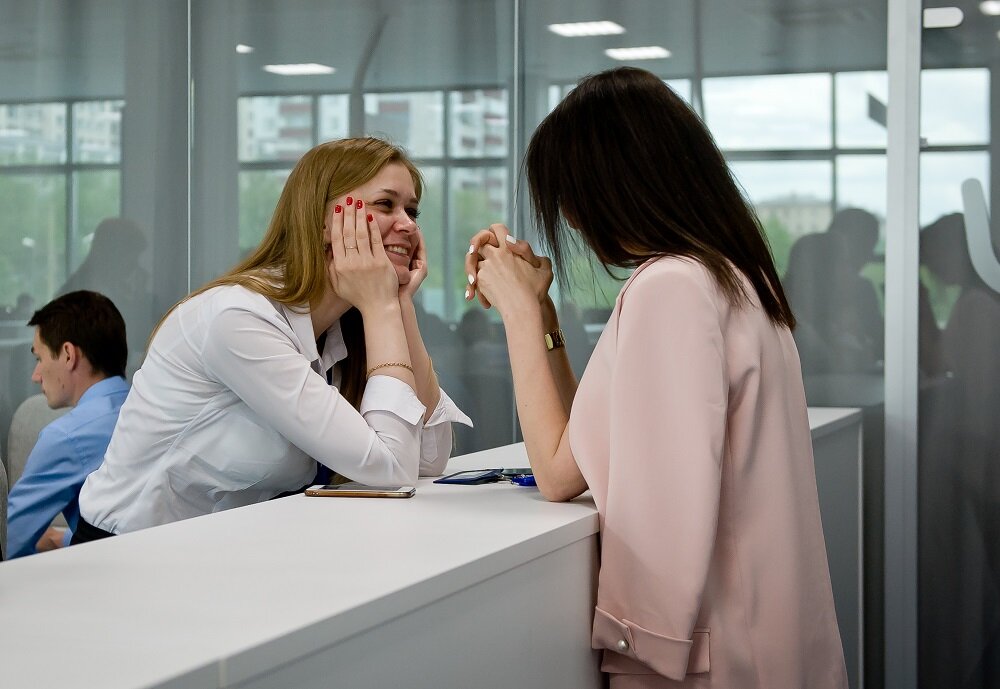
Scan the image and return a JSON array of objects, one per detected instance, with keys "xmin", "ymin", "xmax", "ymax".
[{"xmin": 304, "ymin": 482, "xmax": 416, "ymax": 498}]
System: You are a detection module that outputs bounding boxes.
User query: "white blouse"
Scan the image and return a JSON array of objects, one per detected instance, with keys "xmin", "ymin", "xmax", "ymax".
[{"xmin": 79, "ymin": 284, "xmax": 471, "ymax": 534}]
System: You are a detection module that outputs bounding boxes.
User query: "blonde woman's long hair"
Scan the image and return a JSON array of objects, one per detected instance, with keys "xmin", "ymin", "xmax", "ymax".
[{"xmin": 155, "ymin": 137, "xmax": 423, "ymax": 407}]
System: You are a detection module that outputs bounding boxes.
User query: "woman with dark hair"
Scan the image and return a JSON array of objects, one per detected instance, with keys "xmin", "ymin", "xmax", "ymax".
[
  {"xmin": 466, "ymin": 68, "xmax": 846, "ymax": 687},
  {"xmin": 76, "ymin": 138, "xmax": 469, "ymax": 539}
]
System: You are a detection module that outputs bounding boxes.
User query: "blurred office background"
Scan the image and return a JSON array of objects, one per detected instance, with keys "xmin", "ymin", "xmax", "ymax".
[{"xmin": 0, "ymin": 1, "xmax": 996, "ymax": 687}]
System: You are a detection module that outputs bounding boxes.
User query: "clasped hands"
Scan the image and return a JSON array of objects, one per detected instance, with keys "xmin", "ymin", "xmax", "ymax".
[{"xmin": 465, "ymin": 223, "xmax": 554, "ymax": 318}]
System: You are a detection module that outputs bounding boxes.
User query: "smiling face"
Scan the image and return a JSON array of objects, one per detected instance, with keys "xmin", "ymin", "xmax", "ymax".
[{"xmin": 334, "ymin": 162, "xmax": 420, "ymax": 285}]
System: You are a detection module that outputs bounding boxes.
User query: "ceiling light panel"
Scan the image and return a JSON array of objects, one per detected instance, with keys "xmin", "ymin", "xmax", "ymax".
[
  {"xmin": 548, "ymin": 21, "xmax": 625, "ymax": 37},
  {"xmin": 605, "ymin": 46, "xmax": 672, "ymax": 60}
]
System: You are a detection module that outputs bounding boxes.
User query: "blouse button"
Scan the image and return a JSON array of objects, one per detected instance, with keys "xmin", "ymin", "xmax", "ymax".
[{"xmin": 616, "ymin": 639, "xmax": 630, "ymax": 653}]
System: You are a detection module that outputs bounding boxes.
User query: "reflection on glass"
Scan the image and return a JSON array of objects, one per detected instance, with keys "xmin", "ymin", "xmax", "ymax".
[
  {"xmin": 73, "ymin": 101, "xmax": 124, "ymax": 163},
  {"xmin": 413, "ymin": 166, "xmax": 444, "ymax": 317},
  {"xmin": 238, "ymin": 169, "xmax": 290, "ymax": 253},
  {"xmin": 704, "ymin": 74, "xmax": 832, "ymax": 150},
  {"xmin": 0, "ymin": 103, "xmax": 67, "ymax": 165},
  {"xmin": 318, "ymin": 95, "xmax": 349, "ymax": 142},
  {"xmin": 919, "ymin": 152, "xmax": 989, "ymax": 225},
  {"xmin": 73, "ymin": 170, "xmax": 122, "ymax": 271},
  {"xmin": 449, "ymin": 89, "xmax": 507, "ymax": 158},
  {"xmin": 364, "ymin": 92, "xmax": 444, "ymax": 157},
  {"xmin": 921, "ymin": 68, "xmax": 989, "ymax": 147},
  {"xmin": 0, "ymin": 174, "xmax": 66, "ymax": 299},
  {"xmin": 836, "ymin": 72, "xmax": 888, "ymax": 148},
  {"xmin": 448, "ymin": 166, "xmax": 507, "ymax": 311},
  {"xmin": 238, "ymin": 96, "xmax": 314, "ymax": 162},
  {"xmin": 837, "ymin": 155, "xmax": 888, "ymax": 221},
  {"xmin": 730, "ymin": 160, "xmax": 832, "ymax": 275}
]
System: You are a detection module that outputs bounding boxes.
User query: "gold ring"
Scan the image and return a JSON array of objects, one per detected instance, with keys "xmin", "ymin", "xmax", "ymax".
[{"xmin": 345, "ymin": 244, "xmax": 358, "ymax": 250}]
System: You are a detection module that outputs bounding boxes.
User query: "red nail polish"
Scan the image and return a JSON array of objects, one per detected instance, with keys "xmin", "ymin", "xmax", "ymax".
[
  {"xmin": 367, "ymin": 214, "xmax": 373, "ymax": 223},
  {"xmin": 346, "ymin": 196, "xmax": 353, "ymax": 206},
  {"xmin": 356, "ymin": 199, "xmax": 363, "ymax": 209},
  {"xmin": 334, "ymin": 204, "xmax": 342, "ymax": 213}
]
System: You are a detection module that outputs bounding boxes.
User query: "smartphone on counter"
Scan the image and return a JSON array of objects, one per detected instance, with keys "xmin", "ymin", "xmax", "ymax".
[
  {"xmin": 305, "ymin": 482, "xmax": 416, "ymax": 498},
  {"xmin": 433, "ymin": 468, "xmax": 504, "ymax": 485}
]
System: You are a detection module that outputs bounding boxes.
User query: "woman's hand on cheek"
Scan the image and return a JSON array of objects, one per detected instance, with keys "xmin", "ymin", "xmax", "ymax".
[
  {"xmin": 326, "ymin": 194, "xmax": 399, "ymax": 316},
  {"xmin": 398, "ymin": 226, "xmax": 428, "ymax": 301}
]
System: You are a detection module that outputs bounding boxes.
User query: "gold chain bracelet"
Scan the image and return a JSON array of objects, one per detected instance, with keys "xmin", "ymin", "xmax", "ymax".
[{"xmin": 366, "ymin": 361, "xmax": 414, "ymax": 377}]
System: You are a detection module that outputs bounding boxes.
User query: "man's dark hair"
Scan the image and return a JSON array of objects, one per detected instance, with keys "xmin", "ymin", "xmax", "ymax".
[{"xmin": 28, "ymin": 290, "xmax": 127, "ymax": 378}]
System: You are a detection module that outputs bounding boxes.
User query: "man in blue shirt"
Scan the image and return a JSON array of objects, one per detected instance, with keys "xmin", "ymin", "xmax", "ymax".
[{"xmin": 6, "ymin": 290, "xmax": 129, "ymax": 558}]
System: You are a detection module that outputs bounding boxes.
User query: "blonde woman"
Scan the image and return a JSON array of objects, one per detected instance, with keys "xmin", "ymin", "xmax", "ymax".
[{"xmin": 76, "ymin": 138, "xmax": 469, "ymax": 540}]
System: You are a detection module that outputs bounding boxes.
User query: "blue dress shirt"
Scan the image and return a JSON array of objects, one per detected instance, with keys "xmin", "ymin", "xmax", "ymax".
[{"xmin": 6, "ymin": 376, "xmax": 129, "ymax": 558}]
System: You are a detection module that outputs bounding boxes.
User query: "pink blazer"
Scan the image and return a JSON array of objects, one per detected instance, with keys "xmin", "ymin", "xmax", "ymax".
[{"xmin": 569, "ymin": 257, "xmax": 848, "ymax": 688}]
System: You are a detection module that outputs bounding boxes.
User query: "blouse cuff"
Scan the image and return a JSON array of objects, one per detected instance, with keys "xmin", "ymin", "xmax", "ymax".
[
  {"xmin": 359, "ymin": 375, "xmax": 427, "ymax": 426},
  {"xmin": 425, "ymin": 389, "xmax": 473, "ymax": 428},
  {"xmin": 592, "ymin": 606, "xmax": 709, "ymax": 680}
]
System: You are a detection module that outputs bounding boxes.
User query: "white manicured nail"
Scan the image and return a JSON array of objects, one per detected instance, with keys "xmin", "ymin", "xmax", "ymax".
[
  {"xmin": 505, "ymin": 235, "xmax": 517, "ymax": 244},
  {"xmin": 465, "ymin": 288, "xmax": 471, "ymax": 300},
  {"xmin": 467, "ymin": 274, "xmax": 476, "ymax": 285},
  {"xmin": 468, "ymin": 244, "xmax": 476, "ymax": 255}
]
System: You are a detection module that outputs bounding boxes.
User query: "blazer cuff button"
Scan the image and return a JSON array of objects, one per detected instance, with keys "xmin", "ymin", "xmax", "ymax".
[{"xmin": 616, "ymin": 639, "xmax": 630, "ymax": 653}]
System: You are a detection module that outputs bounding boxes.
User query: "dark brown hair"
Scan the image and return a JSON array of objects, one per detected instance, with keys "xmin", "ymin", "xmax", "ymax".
[
  {"xmin": 29, "ymin": 290, "xmax": 127, "ymax": 378},
  {"xmin": 525, "ymin": 67, "xmax": 795, "ymax": 329}
]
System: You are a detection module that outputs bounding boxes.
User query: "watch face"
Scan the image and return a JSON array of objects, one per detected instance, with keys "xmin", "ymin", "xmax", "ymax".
[{"xmin": 545, "ymin": 329, "xmax": 565, "ymax": 350}]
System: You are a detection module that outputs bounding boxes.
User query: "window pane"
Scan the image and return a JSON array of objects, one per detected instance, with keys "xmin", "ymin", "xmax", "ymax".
[
  {"xmin": 448, "ymin": 166, "xmax": 508, "ymax": 320},
  {"xmin": 921, "ymin": 68, "xmax": 988, "ymax": 147},
  {"xmin": 449, "ymin": 89, "xmax": 508, "ymax": 158},
  {"xmin": 731, "ymin": 160, "xmax": 832, "ymax": 276},
  {"xmin": 239, "ymin": 169, "xmax": 290, "ymax": 254},
  {"xmin": 364, "ymin": 92, "xmax": 444, "ymax": 158},
  {"xmin": 0, "ymin": 174, "xmax": 66, "ymax": 300},
  {"xmin": 837, "ymin": 155, "xmax": 887, "ymax": 224},
  {"xmin": 73, "ymin": 101, "xmax": 124, "ymax": 163},
  {"xmin": 74, "ymin": 170, "xmax": 122, "ymax": 271},
  {"xmin": 414, "ymin": 167, "xmax": 445, "ymax": 317},
  {"xmin": 318, "ymin": 95, "xmax": 349, "ymax": 142},
  {"xmin": 836, "ymin": 72, "xmax": 888, "ymax": 148},
  {"xmin": 705, "ymin": 74, "xmax": 832, "ymax": 150},
  {"xmin": 0, "ymin": 103, "xmax": 67, "ymax": 165},
  {"xmin": 919, "ymin": 152, "xmax": 989, "ymax": 226},
  {"xmin": 238, "ymin": 96, "xmax": 313, "ymax": 162}
]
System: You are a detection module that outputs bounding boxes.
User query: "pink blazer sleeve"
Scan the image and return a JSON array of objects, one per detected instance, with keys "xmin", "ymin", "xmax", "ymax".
[{"xmin": 592, "ymin": 263, "xmax": 728, "ymax": 680}]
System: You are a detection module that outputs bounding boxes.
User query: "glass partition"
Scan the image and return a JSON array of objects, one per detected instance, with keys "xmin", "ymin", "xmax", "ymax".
[{"xmin": 917, "ymin": 14, "xmax": 998, "ymax": 688}]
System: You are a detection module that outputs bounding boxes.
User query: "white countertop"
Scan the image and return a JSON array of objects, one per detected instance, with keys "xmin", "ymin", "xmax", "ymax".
[{"xmin": 0, "ymin": 407, "xmax": 859, "ymax": 689}]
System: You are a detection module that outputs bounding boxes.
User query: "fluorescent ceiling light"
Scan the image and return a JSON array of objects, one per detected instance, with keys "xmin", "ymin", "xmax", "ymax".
[
  {"xmin": 236, "ymin": 44, "xmax": 254, "ymax": 54},
  {"xmin": 922, "ymin": 7, "xmax": 964, "ymax": 28},
  {"xmin": 981, "ymin": 1, "xmax": 1000, "ymax": 15},
  {"xmin": 548, "ymin": 21, "xmax": 625, "ymax": 37},
  {"xmin": 605, "ymin": 46, "xmax": 672, "ymax": 60},
  {"xmin": 263, "ymin": 63, "xmax": 335, "ymax": 76}
]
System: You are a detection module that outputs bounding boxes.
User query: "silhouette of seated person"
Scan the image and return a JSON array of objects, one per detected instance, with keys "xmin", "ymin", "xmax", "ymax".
[
  {"xmin": 557, "ymin": 299, "xmax": 591, "ymax": 380},
  {"xmin": 783, "ymin": 211, "xmax": 883, "ymax": 375},
  {"xmin": 455, "ymin": 309, "xmax": 512, "ymax": 451},
  {"xmin": 58, "ymin": 217, "xmax": 151, "ymax": 369},
  {"xmin": 921, "ymin": 212, "xmax": 1000, "ymax": 444},
  {"xmin": 919, "ymin": 212, "xmax": 1000, "ymax": 687}
]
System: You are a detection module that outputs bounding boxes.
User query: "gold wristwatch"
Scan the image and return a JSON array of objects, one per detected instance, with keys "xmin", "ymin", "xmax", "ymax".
[{"xmin": 544, "ymin": 328, "xmax": 566, "ymax": 351}]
